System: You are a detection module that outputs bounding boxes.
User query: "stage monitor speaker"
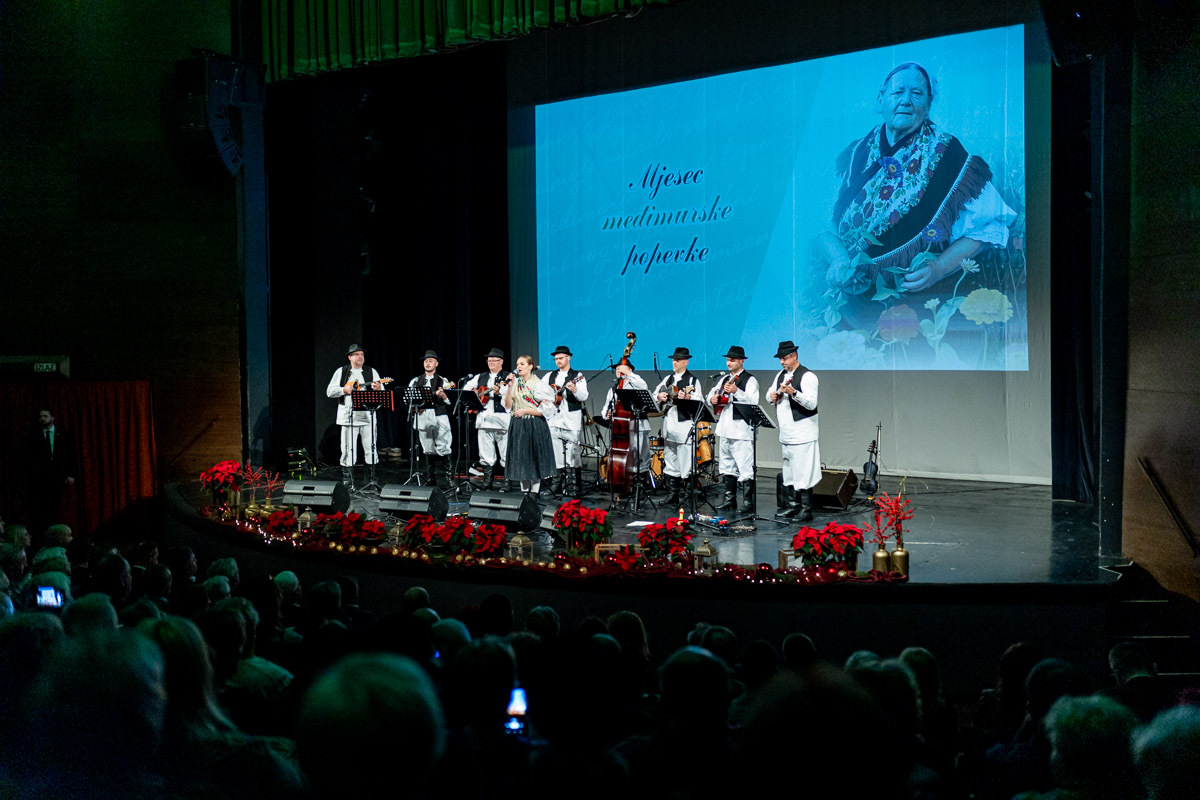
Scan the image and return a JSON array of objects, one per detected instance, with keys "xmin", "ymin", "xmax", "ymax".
[
  {"xmin": 812, "ymin": 469, "xmax": 858, "ymax": 510},
  {"xmin": 282, "ymin": 479, "xmax": 350, "ymax": 514},
  {"xmin": 379, "ymin": 484, "xmax": 448, "ymax": 521},
  {"xmin": 468, "ymin": 491, "xmax": 541, "ymax": 532}
]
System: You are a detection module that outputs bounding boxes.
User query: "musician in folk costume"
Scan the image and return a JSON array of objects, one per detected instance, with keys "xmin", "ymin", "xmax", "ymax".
[
  {"xmin": 766, "ymin": 340, "xmax": 820, "ymax": 521},
  {"xmin": 602, "ymin": 361, "xmax": 651, "ymax": 477},
  {"xmin": 406, "ymin": 349, "xmax": 454, "ymax": 489},
  {"xmin": 325, "ymin": 343, "xmax": 383, "ymax": 488},
  {"xmin": 652, "ymin": 346, "xmax": 704, "ymax": 507},
  {"xmin": 542, "ymin": 345, "xmax": 589, "ymax": 498},
  {"xmin": 503, "ymin": 354, "xmax": 559, "ymax": 495},
  {"xmin": 462, "ymin": 348, "xmax": 511, "ymax": 491},
  {"xmin": 706, "ymin": 345, "xmax": 760, "ymax": 513}
]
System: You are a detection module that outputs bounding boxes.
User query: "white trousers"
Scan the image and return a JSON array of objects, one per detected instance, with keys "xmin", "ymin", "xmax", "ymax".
[
  {"xmin": 662, "ymin": 441, "xmax": 693, "ymax": 478},
  {"xmin": 718, "ymin": 437, "xmax": 754, "ymax": 480},
  {"xmin": 415, "ymin": 411, "xmax": 452, "ymax": 456},
  {"xmin": 477, "ymin": 428, "xmax": 507, "ymax": 467},
  {"xmin": 339, "ymin": 423, "xmax": 378, "ymax": 467},
  {"xmin": 781, "ymin": 441, "xmax": 821, "ymax": 490}
]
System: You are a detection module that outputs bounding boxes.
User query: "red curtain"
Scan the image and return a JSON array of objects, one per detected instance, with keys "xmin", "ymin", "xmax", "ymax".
[{"xmin": 0, "ymin": 381, "xmax": 157, "ymax": 537}]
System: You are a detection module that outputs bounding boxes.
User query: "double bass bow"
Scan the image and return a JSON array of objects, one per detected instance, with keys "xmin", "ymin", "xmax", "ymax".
[{"xmin": 606, "ymin": 332, "xmax": 637, "ymax": 496}]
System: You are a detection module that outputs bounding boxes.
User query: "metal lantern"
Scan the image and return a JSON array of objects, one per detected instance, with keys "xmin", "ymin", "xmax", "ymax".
[
  {"xmin": 506, "ymin": 533, "xmax": 534, "ymax": 562},
  {"xmin": 297, "ymin": 506, "xmax": 318, "ymax": 533},
  {"xmin": 694, "ymin": 537, "xmax": 719, "ymax": 576},
  {"xmin": 387, "ymin": 521, "xmax": 404, "ymax": 547}
]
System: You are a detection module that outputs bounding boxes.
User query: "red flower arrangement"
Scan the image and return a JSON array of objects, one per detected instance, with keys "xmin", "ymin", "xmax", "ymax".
[
  {"xmin": 637, "ymin": 517, "xmax": 694, "ymax": 561},
  {"xmin": 199, "ymin": 460, "xmax": 243, "ymax": 491},
  {"xmin": 552, "ymin": 500, "xmax": 613, "ymax": 557},
  {"xmin": 262, "ymin": 508, "xmax": 298, "ymax": 538},
  {"xmin": 316, "ymin": 511, "xmax": 387, "ymax": 544},
  {"xmin": 790, "ymin": 520, "xmax": 865, "ymax": 568},
  {"xmin": 867, "ymin": 491, "xmax": 913, "ymax": 548},
  {"xmin": 611, "ymin": 545, "xmax": 641, "ymax": 571},
  {"xmin": 400, "ymin": 514, "xmax": 507, "ymax": 557}
]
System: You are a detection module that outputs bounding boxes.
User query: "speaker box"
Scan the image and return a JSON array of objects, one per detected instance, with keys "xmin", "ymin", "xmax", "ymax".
[
  {"xmin": 811, "ymin": 469, "xmax": 858, "ymax": 510},
  {"xmin": 379, "ymin": 484, "xmax": 448, "ymax": 521},
  {"xmin": 281, "ymin": 479, "xmax": 350, "ymax": 514},
  {"xmin": 174, "ymin": 55, "xmax": 245, "ymax": 175},
  {"xmin": 467, "ymin": 491, "xmax": 541, "ymax": 531}
]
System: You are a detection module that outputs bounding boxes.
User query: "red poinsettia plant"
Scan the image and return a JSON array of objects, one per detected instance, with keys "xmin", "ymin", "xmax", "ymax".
[
  {"xmin": 199, "ymin": 460, "xmax": 243, "ymax": 491},
  {"xmin": 610, "ymin": 545, "xmax": 641, "ymax": 571},
  {"xmin": 867, "ymin": 491, "xmax": 914, "ymax": 548},
  {"xmin": 552, "ymin": 500, "xmax": 613, "ymax": 557},
  {"xmin": 637, "ymin": 517, "xmax": 694, "ymax": 561},
  {"xmin": 400, "ymin": 514, "xmax": 507, "ymax": 557},
  {"xmin": 262, "ymin": 508, "xmax": 298, "ymax": 538},
  {"xmin": 316, "ymin": 511, "xmax": 387, "ymax": 544},
  {"xmin": 791, "ymin": 520, "xmax": 865, "ymax": 568}
]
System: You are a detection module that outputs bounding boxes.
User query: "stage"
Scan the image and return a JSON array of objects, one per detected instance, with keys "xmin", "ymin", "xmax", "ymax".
[{"xmin": 254, "ymin": 458, "xmax": 1116, "ymax": 586}]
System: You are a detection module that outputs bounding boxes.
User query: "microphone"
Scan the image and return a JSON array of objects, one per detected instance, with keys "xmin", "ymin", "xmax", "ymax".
[{"xmin": 653, "ymin": 352, "xmax": 659, "ymax": 372}]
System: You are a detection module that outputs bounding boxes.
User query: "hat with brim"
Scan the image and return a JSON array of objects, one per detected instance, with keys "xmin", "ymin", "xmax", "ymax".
[
  {"xmin": 669, "ymin": 347, "xmax": 692, "ymax": 360},
  {"xmin": 346, "ymin": 343, "xmax": 365, "ymax": 356},
  {"xmin": 723, "ymin": 345, "xmax": 747, "ymax": 360},
  {"xmin": 423, "ymin": 350, "xmax": 439, "ymax": 361},
  {"xmin": 551, "ymin": 345, "xmax": 573, "ymax": 357},
  {"xmin": 485, "ymin": 348, "xmax": 505, "ymax": 360},
  {"xmin": 773, "ymin": 340, "xmax": 799, "ymax": 359}
]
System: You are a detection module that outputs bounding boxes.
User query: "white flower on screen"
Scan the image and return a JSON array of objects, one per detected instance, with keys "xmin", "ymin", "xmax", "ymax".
[{"xmin": 815, "ymin": 331, "xmax": 883, "ymax": 369}]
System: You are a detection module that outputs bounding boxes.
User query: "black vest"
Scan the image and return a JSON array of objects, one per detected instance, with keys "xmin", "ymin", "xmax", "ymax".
[
  {"xmin": 412, "ymin": 373, "xmax": 449, "ymax": 416},
  {"xmin": 773, "ymin": 367, "xmax": 817, "ymax": 418},
  {"xmin": 550, "ymin": 369, "xmax": 584, "ymax": 412},
  {"xmin": 483, "ymin": 370, "xmax": 511, "ymax": 413},
  {"xmin": 337, "ymin": 364, "xmax": 374, "ymax": 398}
]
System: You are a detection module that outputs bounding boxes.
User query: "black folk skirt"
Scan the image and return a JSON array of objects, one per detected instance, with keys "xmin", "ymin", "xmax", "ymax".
[{"xmin": 505, "ymin": 415, "xmax": 557, "ymax": 481}]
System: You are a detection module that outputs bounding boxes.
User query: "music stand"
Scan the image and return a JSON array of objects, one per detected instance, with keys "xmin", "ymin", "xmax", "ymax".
[
  {"xmin": 732, "ymin": 401, "xmax": 776, "ymax": 525},
  {"xmin": 350, "ymin": 388, "xmax": 392, "ymax": 494},
  {"xmin": 446, "ymin": 388, "xmax": 481, "ymax": 500},
  {"xmin": 402, "ymin": 386, "xmax": 437, "ymax": 485},
  {"xmin": 673, "ymin": 398, "xmax": 716, "ymax": 515},
  {"xmin": 614, "ymin": 388, "xmax": 658, "ymax": 512}
]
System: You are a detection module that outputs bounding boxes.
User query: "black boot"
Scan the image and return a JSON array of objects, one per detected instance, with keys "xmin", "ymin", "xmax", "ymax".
[
  {"xmin": 551, "ymin": 470, "xmax": 564, "ymax": 498},
  {"xmin": 716, "ymin": 475, "xmax": 738, "ymax": 511},
  {"xmin": 664, "ymin": 475, "xmax": 681, "ymax": 507},
  {"xmin": 798, "ymin": 488, "xmax": 814, "ymax": 522},
  {"xmin": 341, "ymin": 467, "xmax": 354, "ymax": 490},
  {"xmin": 778, "ymin": 485, "xmax": 800, "ymax": 518},
  {"xmin": 480, "ymin": 465, "xmax": 494, "ymax": 491},
  {"xmin": 435, "ymin": 456, "xmax": 451, "ymax": 490},
  {"xmin": 569, "ymin": 467, "xmax": 583, "ymax": 498},
  {"xmin": 739, "ymin": 479, "xmax": 756, "ymax": 513}
]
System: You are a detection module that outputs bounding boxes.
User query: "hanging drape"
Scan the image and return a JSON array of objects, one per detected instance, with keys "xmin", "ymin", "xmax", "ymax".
[
  {"xmin": 0, "ymin": 381, "xmax": 158, "ymax": 537},
  {"xmin": 262, "ymin": 0, "xmax": 677, "ymax": 81}
]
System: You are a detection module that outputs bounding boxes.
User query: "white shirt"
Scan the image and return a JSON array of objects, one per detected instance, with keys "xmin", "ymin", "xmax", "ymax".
[
  {"xmin": 326, "ymin": 366, "xmax": 383, "ymax": 426},
  {"xmin": 706, "ymin": 370, "xmax": 760, "ymax": 440},
  {"xmin": 769, "ymin": 369, "xmax": 819, "ymax": 445},
  {"xmin": 542, "ymin": 368, "xmax": 589, "ymax": 431},
  {"xmin": 653, "ymin": 371, "xmax": 704, "ymax": 444},
  {"xmin": 463, "ymin": 370, "xmax": 511, "ymax": 430}
]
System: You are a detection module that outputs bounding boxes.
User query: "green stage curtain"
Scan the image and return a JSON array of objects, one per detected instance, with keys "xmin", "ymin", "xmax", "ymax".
[{"xmin": 263, "ymin": 0, "xmax": 677, "ymax": 81}]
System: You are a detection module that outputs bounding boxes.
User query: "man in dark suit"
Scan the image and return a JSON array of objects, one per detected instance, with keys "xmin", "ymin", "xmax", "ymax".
[{"xmin": 28, "ymin": 409, "xmax": 76, "ymax": 538}]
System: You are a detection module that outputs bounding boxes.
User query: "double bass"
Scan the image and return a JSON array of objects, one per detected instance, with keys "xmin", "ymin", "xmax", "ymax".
[{"xmin": 607, "ymin": 332, "xmax": 637, "ymax": 496}]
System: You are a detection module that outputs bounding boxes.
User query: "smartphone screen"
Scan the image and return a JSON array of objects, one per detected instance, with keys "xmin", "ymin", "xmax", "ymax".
[
  {"xmin": 36, "ymin": 586, "xmax": 63, "ymax": 608},
  {"xmin": 504, "ymin": 687, "xmax": 527, "ymax": 734}
]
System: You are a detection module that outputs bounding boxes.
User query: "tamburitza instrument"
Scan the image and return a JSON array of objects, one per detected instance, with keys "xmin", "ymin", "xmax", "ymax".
[
  {"xmin": 649, "ymin": 434, "xmax": 664, "ymax": 448},
  {"xmin": 650, "ymin": 450, "xmax": 665, "ymax": 479}
]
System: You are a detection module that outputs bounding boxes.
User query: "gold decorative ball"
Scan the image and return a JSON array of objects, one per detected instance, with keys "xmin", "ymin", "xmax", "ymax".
[
  {"xmin": 328, "ymin": 542, "xmax": 337, "ymax": 549},
  {"xmin": 455, "ymin": 554, "xmax": 464, "ymax": 563},
  {"xmin": 391, "ymin": 548, "xmax": 400, "ymax": 556},
  {"xmin": 409, "ymin": 552, "xmax": 419, "ymax": 559},
  {"xmin": 522, "ymin": 560, "xmax": 531, "ymax": 567},
  {"xmin": 837, "ymin": 569, "xmax": 849, "ymax": 579},
  {"xmin": 563, "ymin": 564, "xmax": 571, "ymax": 571},
  {"xmin": 548, "ymin": 563, "xmax": 556, "ymax": 569},
  {"xmin": 580, "ymin": 567, "xmax": 588, "ymax": 575},
  {"xmin": 499, "ymin": 558, "xmax": 507, "ymax": 564},
  {"xmin": 336, "ymin": 544, "xmax": 344, "ymax": 552},
  {"xmin": 347, "ymin": 545, "xmax": 356, "ymax": 553},
  {"xmin": 370, "ymin": 547, "xmax": 378, "ymax": 555}
]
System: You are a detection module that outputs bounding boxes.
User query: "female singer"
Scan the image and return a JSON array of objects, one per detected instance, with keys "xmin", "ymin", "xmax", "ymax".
[{"xmin": 503, "ymin": 355, "xmax": 558, "ymax": 495}]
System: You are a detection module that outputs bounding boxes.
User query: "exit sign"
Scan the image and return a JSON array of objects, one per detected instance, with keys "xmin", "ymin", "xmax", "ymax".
[{"xmin": 33, "ymin": 363, "xmax": 58, "ymax": 373}]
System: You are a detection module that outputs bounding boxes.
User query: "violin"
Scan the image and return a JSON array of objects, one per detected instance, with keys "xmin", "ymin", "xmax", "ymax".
[
  {"xmin": 607, "ymin": 332, "xmax": 637, "ymax": 495},
  {"xmin": 861, "ymin": 423, "xmax": 881, "ymax": 495}
]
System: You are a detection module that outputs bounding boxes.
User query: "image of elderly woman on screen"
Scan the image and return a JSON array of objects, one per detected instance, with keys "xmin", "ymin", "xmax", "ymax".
[{"xmin": 813, "ymin": 62, "xmax": 1017, "ymax": 330}]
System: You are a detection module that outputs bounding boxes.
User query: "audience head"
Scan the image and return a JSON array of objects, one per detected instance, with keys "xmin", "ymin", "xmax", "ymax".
[
  {"xmin": 847, "ymin": 657, "xmax": 922, "ymax": 740},
  {"xmin": 274, "ymin": 569, "xmax": 301, "ymax": 603},
  {"xmin": 1134, "ymin": 705, "xmax": 1200, "ymax": 800},
  {"xmin": 449, "ymin": 636, "xmax": 517, "ymax": 727},
  {"xmin": 163, "ymin": 546, "xmax": 198, "ymax": 581},
  {"xmin": 91, "ymin": 553, "xmax": 132, "ymax": 605},
  {"xmin": 1044, "ymin": 695, "xmax": 1139, "ymax": 794},
  {"xmin": 31, "ymin": 547, "xmax": 70, "ymax": 577},
  {"xmin": 782, "ymin": 632, "xmax": 818, "ymax": 670},
  {"xmin": 607, "ymin": 609, "xmax": 650, "ymax": 660},
  {"xmin": 335, "ymin": 574, "xmax": 361, "ymax": 606},
  {"xmin": 309, "ymin": 579, "xmax": 343, "ymax": 620},
  {"xmin": 4, "ymin": 523, "xmax": 32, "ymax": 549},
  {"xmin": 1108, "ymin": 640, "xmax": 1156, "ymax": 684},
  {"xmin": 43, "ymin": 524, "xmax": 73, "ymax": 549},
  {"xmin": 138, "ymin": 615, "xmax": 233, "ymax": 744},
  {"xmin": 61, "ymin": 592, "xmax": 118, "ymax": 637},
  {"xmin": 206, "ymin": 557, "xmax": 240, "ymax": 590},
  {"xmin": 131, "ymin": 540, "xmax": 159, "ymax": 566},
  {"xmin": 431, "ymin": 617, "xmax": 471, "ymax": 664},
  {"xmin": 141, "ymin": 563, "xmax": 173, "ymax": 600},
  {"xmin": 525, "ymin": 605, "xmax": 561, "ymax": 641},
  {"xmin": 843, "ymin": 649, "xmax": 880, "ymax": 671},
  {"xmin": 297, "ymin": 653, "xmax": 445, "ymax": 798},
  {"xmin": 401, "ymin": 585, "xmax": 430, "ymax": 614},
  {"xmin": 478, "ymin": 593, "xmax": 515, "ymax": 637},
  {"xmin": 899, "ymin": 646, "xmax": 943, "ymax": 705},
  {"xmin": 1026, "ymin": 657, "xmax": 1090, "ymax": 721},
  {"xmin": 194, "ymin": 607, "xmax": 246, "ymax": 683},
  {"xmin": 659, "ymin": 645, "xmax": 732, "ymax": 732},
  {"xmin": 700, "ymin": 625, "xmax": 739, "ymax": 668},
  {"xmin": 120, "ymin": 597, "xmax": 165, "ymax": 628},
  {"xmin": 0, "ymin": 542, "xmax": 27, "ymax": 582},
  {"xmin": 202, "ymin": 574, "xmax": 232, "ymax": 604}
]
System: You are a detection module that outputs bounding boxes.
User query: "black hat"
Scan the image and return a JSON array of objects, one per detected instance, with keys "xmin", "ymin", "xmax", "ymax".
[
  {"xmin": 485, "ymin": 348, "xmax": 505, "ymax": 359},
  {"xmin": 551, "ymin": 345, "xmax": 573, "ymax": 357},
  {"xmin": 346, "ymin": 343, "xmax": 365, "ymax": 356},
  {"xmin": 773, "ymin": 340, "xmax": 799, "ymax": 359},
  {"xmin": 669, "ymin": 347, "xmax": 692, "ymax": 360},
  {"xmin": 423, "ymin": 349, "xmax": 439, "ymax": 361},
  {"xmin": 723, "ymin": 345, "xmax": 747, "ymax": 360}
]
